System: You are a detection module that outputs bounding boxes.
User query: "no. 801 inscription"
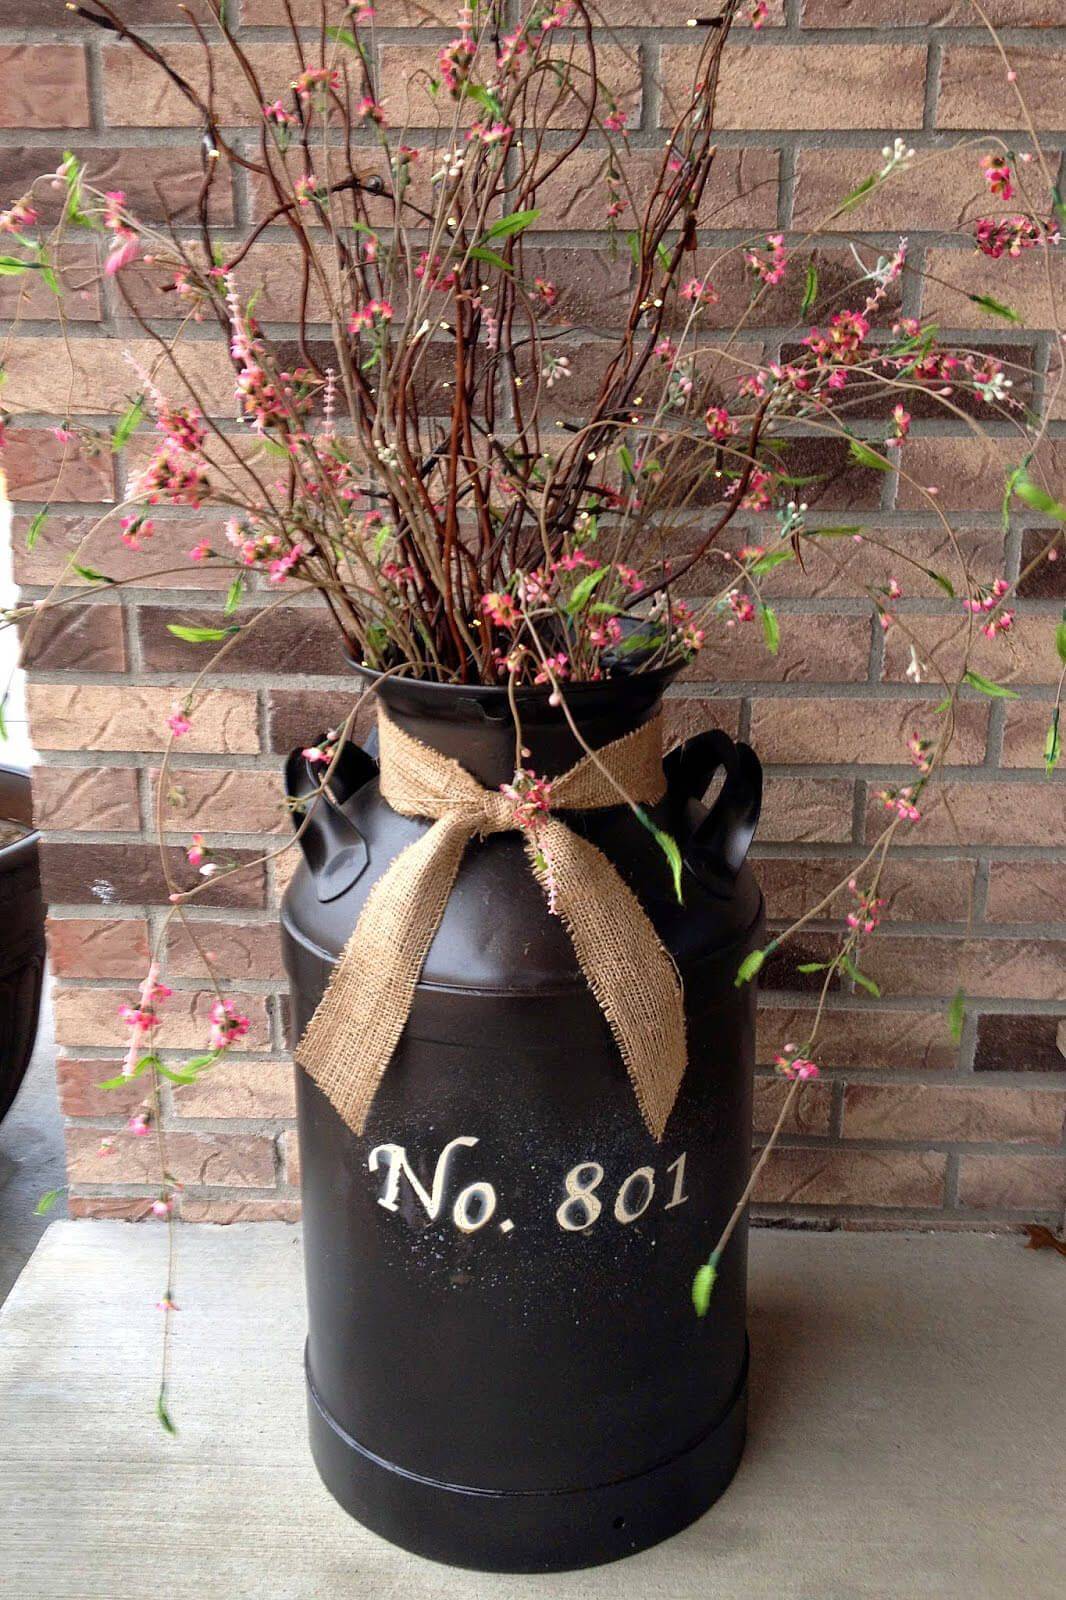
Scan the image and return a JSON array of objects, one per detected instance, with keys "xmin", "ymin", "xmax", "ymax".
[{"xmin": 368, "ymin": 1136, "xmax": 690, "ymax": 1237}]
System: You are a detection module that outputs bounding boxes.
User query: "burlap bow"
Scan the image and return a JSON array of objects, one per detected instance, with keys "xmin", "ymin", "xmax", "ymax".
[{"xmin": 295, "ymin": 710, "xmax": 687, "ymax": 1140}]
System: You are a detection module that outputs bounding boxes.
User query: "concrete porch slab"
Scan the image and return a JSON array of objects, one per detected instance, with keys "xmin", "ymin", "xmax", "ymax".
[{"xmin": 0, "ymin": 1223, "xmax": 1063, "ymax": 1600}]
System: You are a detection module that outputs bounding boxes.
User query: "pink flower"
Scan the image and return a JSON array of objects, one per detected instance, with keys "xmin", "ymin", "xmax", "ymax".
[
  {"xmin": 151, "ymin": 1197, "xmax": 173, "ymax": 1218},
  {"xmin": 604, "ymin": 109, "xmax": 627, "ymax": 133},
  {"xmin": 774, "ymin": 1052, "xmax": 819, "ymax": 1081},
  {"xmin": 727, "ymin": 590, "xmax": 756, "ymax": 625},
  {"xmin": 878, "ymin": 787, "xmax": 921, "ymax": 823},
  {"xmin": 292, "ymin": 67, "xmax": 341, "ymax": 101},
  {"xmin": 705, "ymin": 406, "xmax": 736, "ymax": 442},
  {"xmin": 167, "ymin": 707, "xmax": 192, "ymax": 738},
  {"xmin": 263, "ymin": 99, "xmax": 295, "ymax": 126},
  {"xmin": 680, "ymin": 276, "xmax": 719, "ymax": 307},
  {"xmin": 481, "ymin": 591, "xmax": 519, "ymax": 628},
  {"xmin": 188, "ymin": 537, "xmax": 212, "ymax": 562},
  {"xmin": 0, "ymin": 197, "xmax": 37, "ymax": 233},
  {"xmin": 208, "ymin": 998, "xmax": 252, "ymax": 1051},
  {"xmin": 533, "ymin": 277, "xmax": 558, "ymax": 308},
  {"xmin": 356, "ymin": 95, "xmax": 387, "ymax": 126},
  {"xmin": 51, "ymin": 426, "xmax": 76, "ymax": 444},
  {"xmin": 105, "ymin": 233, "xmax": 140, "ymax": 276},
  {"xmin": 157, "ymin": 1295, "xmax": 179, "ymax": 1312},
  {"xmin": 186, "ymin": 833, "xmax": 205, "ymax": 868},
  {"xmin": 980, "ymin": 152, "xmax": 1013, "ymax": 201},
  {"xmin": 587, "ymin": 616, "xmax": 623, "ymax": 649},
  {"xmin": 500, "ymin": 771, "xmax": 554, "ymax": 831},
  {"xmin": 127, "ymin": 1112, "xmax": 151, "ymax": 1137},
  {"xmin": 348, "ymin": 298, "xmax": 393, "ymax": 334},
  {"xmin": 744, "ymin": 233, "xmax": 787, "ymax": 287}
]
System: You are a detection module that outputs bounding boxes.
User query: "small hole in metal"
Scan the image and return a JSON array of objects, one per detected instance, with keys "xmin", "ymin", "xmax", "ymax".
[{"xmin": 612, "ymin": 1516, "xmax": 626, "ymax": 1531}]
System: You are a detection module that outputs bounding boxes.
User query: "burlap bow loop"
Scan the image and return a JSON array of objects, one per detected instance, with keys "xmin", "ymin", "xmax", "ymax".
[{"xmin": 295, "ymin": 708, "xmax": 688, "ymax": 1141}]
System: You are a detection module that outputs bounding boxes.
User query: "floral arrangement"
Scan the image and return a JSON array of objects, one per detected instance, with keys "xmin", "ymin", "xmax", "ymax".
[{"xmin": 4, "ymin": 0, "xmax": 1064, "ymax": 1404}]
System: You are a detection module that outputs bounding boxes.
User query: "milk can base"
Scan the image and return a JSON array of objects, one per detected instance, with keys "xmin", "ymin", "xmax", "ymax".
[{"xmin": 305, "ymin": 1344, "xmax": 749, "ymax": 1573}]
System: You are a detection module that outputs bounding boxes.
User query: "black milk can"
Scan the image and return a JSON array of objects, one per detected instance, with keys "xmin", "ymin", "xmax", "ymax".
[{"xmin": 281, "ymin": 668, "xmax": 764, "ymax": 1572}]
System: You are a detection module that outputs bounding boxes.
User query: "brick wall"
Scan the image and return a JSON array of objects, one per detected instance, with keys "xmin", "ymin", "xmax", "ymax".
[{"xmin": 4, "ymin": 0, "xmax": 1064, "ymax": 1228}]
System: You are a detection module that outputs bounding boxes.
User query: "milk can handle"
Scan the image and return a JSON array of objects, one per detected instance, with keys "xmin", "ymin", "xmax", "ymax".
[
  {"xmin": 284, "ymin": 736, "xmax": 378, "ymax": 903},
  {"xmin": 664, "ymin": 728, "xmax": 762, "ymax": 880}
]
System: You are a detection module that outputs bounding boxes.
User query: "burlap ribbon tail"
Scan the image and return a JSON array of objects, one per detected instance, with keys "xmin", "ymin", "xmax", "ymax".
[{"xmin": 295, "ymin": 709, "xmax": 687, "ymax": 1140}]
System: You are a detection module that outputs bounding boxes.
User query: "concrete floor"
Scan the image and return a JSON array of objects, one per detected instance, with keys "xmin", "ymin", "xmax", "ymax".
[
  {"xmin": 1, "ymin": 1225, "xmax": 1062, "ymax": 1599},
  {"xmin": 0, "ymin": 991, "xmax": 66, "ymax": 1307}
]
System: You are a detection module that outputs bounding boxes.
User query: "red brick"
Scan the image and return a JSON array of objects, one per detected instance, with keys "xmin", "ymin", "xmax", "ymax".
[
  {"xmin": 1000, "ymin": 700, "xmax": 1062, "ymax": 769},
  {"xmin": 692, "ymin": 614, "xmax": 871, "ymax": 684},
  {"xmin": 3, "ymin": 336, "xmax": 234, "ymax": 419},
  {"xmin": 757, "ymin": 852, "xmax": 975, "ymax": 925},
  {"xmin": 267, "ymin": 687, "xmax": 376, "ymax": 753},
  {"xmin": 14, "ymin": 514, "xmax": 235, "ymax": 593},
  {"xmin": 28, "ymin": 684, "xmax": 259, "ymax": 754},
  {"xmin": 753, "ymin": 1075, "xmax": 832, "ymax": 1137},
  {"xmin": 0, "ymin": 248, "xmax": 100, "ymax": 322},
  {"xmin": 47, "ymin": 916, "xmax": 151, "ymax": 979},
  {"xmin": 803, "ymin": 0, "xmax": 1055, "ymax": 21},
  {"xmin": 759, "ymin": 777, "xmax": 855, "ymax": 843},
  {"xmin": 178, "ymin": 1197, "xmax": 301, "ymax": 1222},
  {"xmin": 757, "ymin": 1004, "xmax": 959, "ymax": 1072},
  {"xmin": 864, "ymin": 782, "xmax": 1063, "ymax": 848},
  {"xmin": 32, "ymin": 766, "xmax": 140, "ymax": 833},
  {"xmin": 172, "ymin": 1058, "xmax": 296, "ymax": 1120},
  {"xmin": 922, "ymin": 247, "xmax": 1065, "ymax": 335},
  {"xmin": 663, "ymin": 44, "xmax": 926, "ymax": 131},
  {"xmin": 379, "ymin": 42, "xmax": 641, "ymax": 131},
  {"xmin": 52, "ymin": 985, "xmax": 271, "ymax": 1051},
  {"xmin": 662, "ymin": 696, "xmax": 743, "ymax": 747},
  {"xmin": 66, "ymin": 1126, "xmax": 277, "ymax": 1188},
  {"xmin": 40, "ymin": 841, "xmax": 267, "ymax": 909},
  {"xmin": 165, "ymin": 917, "xmax": 285, "ymax": 980},
  {"xmin": 102, "ymin": 42, "xmax": 293, "ymax": 126},
  {"xmin": 938, "ymin": 48, "xmax": 1066, "ymax": 131},
  {"xmin": 18, "ymin": 604, "xmax": 127, "ymax": 674},
  {"xmin": 281, "ymin": 1128, "xmax": 301, "ymax": 1186},
  {"xmin": 861, "ymin": 936, "xmax": 1066, "ymax": 1001},
  {"xmin": 755, "ymin": 1147, "xmax": 946, "ymax": 1207},
  {"xmin": 751, "ymin": 696, "xmax": 988, "ymax": 766},
  {"xmin": 882, "ymin": 610, "xmax": 1062, "ymax": 689},
  {"xmin": 137, "ymin": 602, "xmax": 344, "ymax": 676},
  {"xmin": 3, "ymin": 433, "xmax": 114, "ymax": 504},
  {"xmin": 529, "ymin": 146, "xmax": 780, "ymax": 232},
  {"xmin": 985, "ymin": 862, "xmax": 1066, "ymax": 924},
  {"xmin": 974, "ymin": 1013, "xmax": 1065, "ymax": 1074},
  {"xmin": 56, "ymin": 1057, "xmax": 145, "ymax": 1119},
  {"xmin": 794, "ymin": 145, "xmax": 996, "ymax": 234},
  {"xmin": 155, "ymin": 768, "xmax": 288, "ymax": 836},
  {"xmin": 899, "ymin": 438, "xmax": 1066, "ymax": 515},
  {"xmin": 67, "ymin": 1196, "xmax": 158, "ymax": 1221},
  {"xmin": 0, "ymin": 45, "xmax": 89, "ymax": 129},
  {"xmin": 843, "ymin": 1084, "xmax": 1065, "ymax": 1144},
  {"xmin": 957, "ymin": 1154, "xmax": 1066, "ymax": 1210},
  {"xmin": 0, "ymin": 144, "xmax": 234, "ymax": 224}
]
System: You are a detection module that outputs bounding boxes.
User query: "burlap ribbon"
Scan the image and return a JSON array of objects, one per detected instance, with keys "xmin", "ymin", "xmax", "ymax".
[{"xmin": 295, "ymin": 709, "xmax": 687, "ymax": 1140}]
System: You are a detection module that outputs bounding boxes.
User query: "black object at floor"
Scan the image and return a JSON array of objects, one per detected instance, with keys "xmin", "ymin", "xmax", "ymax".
[
  {"xmin": 0, "ymin": 766, "xmax": 46, "ymax": 1128},
  {"xmin": 282, "ymin": 670, "xmax": 764, "ymax": 1572}
]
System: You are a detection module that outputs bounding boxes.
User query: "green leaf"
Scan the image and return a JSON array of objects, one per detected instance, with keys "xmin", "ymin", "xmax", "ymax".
[
  {"xmin": 34, "ymin": 1187, "xmax": 64, "ymax": 1217},
  {"xmin": 325, "ymin": 25, "xmax": 362, "ymax": 51},
  {"xmin": 1044, "ymin": 707, "xmax": 1061, "ymax": 776},
  {"xmin": 759, "ymin": 603, "xmax": 780, "ymax": 656},
  {"xmin": 166, "ymin": 624, "xmax": 236, "ymax": 643},
  {"xmin": 635, "ymin": 807, "xmax": 683, "ymax": 904},
  {"xmin": 922, "ymin": 567, "xmax": 955, "ymax": 599},
  {"xmin": 483, "ymin": 208, "xmax": 540, "ymax": 241},
  {"xmin": 839, "ymin": 174, "xmax": 877, "ymax": 213},
  {"xmin": 967, "ymin": 292, "xmax": 1022, "ymax": 325},
  {"xmin": 848, "ymin": 439, "xmax": 891, "ymax": 472},
  {"xmin": 71, "ymin": 563, "xmax": 114, "ymax": 584},
  {"xmin": 617, "ymin": 443, "xmax": 635, "ymax": 483},
  {"xmin": 468, "ymin": 246, "xmax": 513, "ymax": 273},
  {"xmin": 692, "ymin": 1258, "xmax": 718, "ymax": 1318},
  {"xmin": 796, "ymin": 961, "xmax": 829, "ymax": 974},
  {"xmin": 25, "ymin": 509, "xmax": 47, "ymax": 551},
  {"xmin": 844, "ymin": 957, "xmax": 881, "ymax": 999},
  {"xmin": 810, "ymin": 525, "xmax": 862, "ymax": 538},
  {"xmin": 564, "ymin": 565, "xmax": 609, "ymax": 613},
  {"xmin": 751, "ymin": 548, "xmax": 794, "ymax": 576},
  {"xmin": 112, "ymin": 395, "xmax": 145, "ymax": 451},
  {"xmin": 179, "ymin": 1053, "xmax": 219, "ymax": 1073},
  {"xmin": 947, "ymin": 987, "xmax": 966, "ymax": 1045},
  {"xmin": 963, "ymin": 669, "xmax": 1019, "ymax": 700},
  {"xmin": 467, "ymin": 83, "xmax": 504, "ymax": 119},
  {"xmin": 801, "ymin": 261, "xmax": 818, "ymax": 318},
  {"xmin": 735, "ymin": 948, "xmax": 766, "ymax": 988},
  {"xmin": 0, "ymin": 699, "xmax": 8, "ymax": 742},
  {"xmin": 155, "ymin": 1064, "xmax": 200, "ymax": 1085},
  {"xmin": 224, "ymin": 576, "xmax": 245, "ymax": 617},
  {"xmin": 1013, "ymin": 476, "xmax": 1066, "ymax": 522},
  {"xmin": 0, "ymin": 255, "xmax": 28, "ymax": 276},
  {"xmin": 156, "ymin": 1391, "xmax": 178, "ymax": 1436},
  {"xmin": 1056, "ymin": 619, "xmax": 1066, "ymax": 665}
]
